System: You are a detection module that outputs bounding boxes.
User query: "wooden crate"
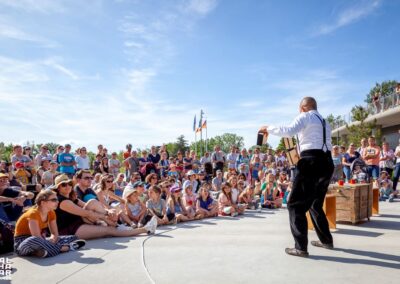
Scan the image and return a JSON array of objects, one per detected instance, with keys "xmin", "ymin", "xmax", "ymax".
[
  {"xmin": 328, "ymin": 183, "xmax": 373, "ymax": 224},
  {"xmin": 307, "ymin": 194, "xmax": 336, "ymax": 230}
]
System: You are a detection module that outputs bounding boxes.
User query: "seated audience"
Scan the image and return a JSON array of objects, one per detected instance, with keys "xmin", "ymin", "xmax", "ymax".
[{"xmin": 14, "ymin": 189, "xmax": 86, "ymax": 258}]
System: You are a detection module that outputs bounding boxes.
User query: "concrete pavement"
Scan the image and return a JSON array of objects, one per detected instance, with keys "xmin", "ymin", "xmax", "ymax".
[{"xmin": 5, "ymin": 200, "xmax": 400, "ymax": 284}]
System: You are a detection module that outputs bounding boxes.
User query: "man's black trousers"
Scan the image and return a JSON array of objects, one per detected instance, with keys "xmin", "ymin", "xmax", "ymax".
[{"xmin": 287, "ymin": 149, "xmax": 334, "ymax": 251}]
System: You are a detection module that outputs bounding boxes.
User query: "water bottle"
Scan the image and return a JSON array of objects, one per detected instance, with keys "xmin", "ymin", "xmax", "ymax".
[{"xmin": 258, "ymin": 199, "xmax": 262, "ymax": 213}]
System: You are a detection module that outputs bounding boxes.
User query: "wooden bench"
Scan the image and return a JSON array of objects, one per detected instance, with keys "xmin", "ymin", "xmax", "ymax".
[{"xmin": 307, "ymin": 194, "xmax": 336, "ymax": 230}]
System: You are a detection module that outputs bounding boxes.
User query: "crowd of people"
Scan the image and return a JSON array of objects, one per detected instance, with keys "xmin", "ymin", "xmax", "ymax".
[
  {"xmin": 371, "ymin": 83, "xmax": 400, "ymax": 114},
  {"xmin": 1, "ymin": 137, "xmax": 399, "ymax": 257},
  {"xmin": 331, "ymin": 136, "xmax": 400, "ymax": 202}
]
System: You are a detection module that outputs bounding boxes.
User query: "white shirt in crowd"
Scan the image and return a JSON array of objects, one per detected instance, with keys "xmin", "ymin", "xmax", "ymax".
[
  {"xmin": 35, "ymin": 153, "xmax": 52, "ymax": 167},
  {"xmin": 109, "ymin": 158, "xmax": 121, "ymax": 175},
  {"xmin": 75, "ymin": 155, "xmax": 90, "ymax": 170},
  {"xmin": 226, "ymin": 152, "xmax": 238, "ymax": 169},
  {"xmin": 267, "ymin": 110, "xmax": 332, "ymax": 153},
  {"xmin": 200, "ymin": 156, "xmax": 211, "ymax": 165},
  {"xmin": 395, "ymin": 145, "xmax": 400, "ymax": 164}
]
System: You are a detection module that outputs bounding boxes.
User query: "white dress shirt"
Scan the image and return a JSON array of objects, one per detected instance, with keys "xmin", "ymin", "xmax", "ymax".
[{"xmin": 267, "ymin": 110, "xmax": 332, "ymax": 153}]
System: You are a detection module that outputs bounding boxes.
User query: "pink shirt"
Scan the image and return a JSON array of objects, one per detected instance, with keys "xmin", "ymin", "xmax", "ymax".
[
  {"xmin": 218, "ymin": 194, "xmax": 232, "ymax": 212},
  {"xmin": 363, "ymin": 146, "xmax": 380, "ymax": 166}
]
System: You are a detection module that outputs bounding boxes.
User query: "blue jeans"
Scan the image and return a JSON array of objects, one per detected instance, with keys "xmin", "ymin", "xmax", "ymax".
[
  {"xmin": 0, "ymin": 203, "xmax": 23, "ymax": 223},
  {"xmin": 393, "ymin": 163, "xmax": 400, "ymax": 191},
  {"xmin": 367, "ymin": 165, "xmax": 379, "ymax": 180},
  {"xmin": 343, "ymin": 166, "xmax": 351, "ymax": 181}
]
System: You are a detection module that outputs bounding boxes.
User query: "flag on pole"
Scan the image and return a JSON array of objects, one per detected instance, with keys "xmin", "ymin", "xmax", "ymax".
[
  {"xmin": 193, "ymin": 115, "xmax": 196, "ymax": 132},
  {"xmin": 199, "ymin": 109, "xmax": 204, "ymax": 128},
  {"xmin": 201, "ymin": 120, "xmax": 207, "ymax": 129}
]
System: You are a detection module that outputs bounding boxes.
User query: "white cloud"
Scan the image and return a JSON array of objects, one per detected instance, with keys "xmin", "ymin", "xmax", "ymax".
[
  {"xmin": 43, "ymin": 59, "xmax": 80, "ymax": 80},
  {"xmin": 0, "ymin": 23, "xmax": 58, "ymax": 47},
  {"xmin": 183, "ymin": 0, "xmax": 218, "ymax": 16},
  {"xmin": 314, "ymin": 0, "xmax": 382, "ymax": 36}
]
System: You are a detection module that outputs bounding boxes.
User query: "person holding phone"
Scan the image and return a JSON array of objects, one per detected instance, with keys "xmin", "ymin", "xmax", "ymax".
[{"xmin": 259, "ymin": 97, "xmax": 334, "ymax": 257}]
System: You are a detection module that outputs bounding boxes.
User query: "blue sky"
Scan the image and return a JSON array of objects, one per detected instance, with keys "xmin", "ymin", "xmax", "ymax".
[{"xmin": 0, "ymin": 0, "xmax": 399, "ymax": 152}]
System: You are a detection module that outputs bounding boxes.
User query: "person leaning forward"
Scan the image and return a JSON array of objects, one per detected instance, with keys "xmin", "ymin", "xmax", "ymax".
[{"xmin": 259, "ymin": 97, "xmax": 334, "ymax": 257}]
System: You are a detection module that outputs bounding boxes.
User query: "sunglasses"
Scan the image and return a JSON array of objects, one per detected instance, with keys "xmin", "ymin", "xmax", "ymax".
[
  {"xmin": 47, "ymin": 198, "xmax": 59, "ymax": 203},
  {"xmin": 60, "ymin": 182, "xmax": 73, "ymax": 187},
  {"xmin": 106, "ymin": 180, "xmax": 114, "ymax": 183},
  {"xmin": 83, "ymin": 176, "xmax": 93, "ymax": 180}
]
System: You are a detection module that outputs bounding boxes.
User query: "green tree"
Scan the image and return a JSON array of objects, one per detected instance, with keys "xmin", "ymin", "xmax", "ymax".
[
  {"xmin": 0, "ymin": 142, "xmax": 14, "ymax": 162},
  {"xmin": 190, "ymin": 133, "xmax": 245, "ymax": 156},
  {"xmin": 326, "ymin": 114, "xmax": 346, "ymax": 130},
  {"xmin": 350, "ymin": 105, "xmax": 370, "ymax": 122},
  {"xmin": 249, "ymin": 143, "xmax": 273, "ymax": 153},
  {"xmin": 345, "ymin": 106, "xmax": 380, "ymax": 146},
  {"xmin": 276, "ymin": 137, "xmax": 296, "ymax": 152},
  {"xmin": 166, "ymin": 135, "xmax": 189, "ymax": 156}
]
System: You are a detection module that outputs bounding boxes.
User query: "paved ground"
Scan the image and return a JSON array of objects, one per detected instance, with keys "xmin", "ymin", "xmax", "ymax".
[{"xmin": 4, "ymin": 200, "xmax": 400, "ymax": 284}]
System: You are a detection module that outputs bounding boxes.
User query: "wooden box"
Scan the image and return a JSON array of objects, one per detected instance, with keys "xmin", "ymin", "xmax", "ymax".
[
  {"xmin": 307, "ymin": 194, "xmax": 336, "ymax": 230},
  {"xmin": 328, "ymin": 183, "xmax": 373, "ymax": 224}
]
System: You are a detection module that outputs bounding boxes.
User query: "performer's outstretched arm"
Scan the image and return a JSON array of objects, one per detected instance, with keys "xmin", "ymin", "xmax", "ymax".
[{"xmin": 263, "ymin": 113, "xmax": 306, "ymax": 138}]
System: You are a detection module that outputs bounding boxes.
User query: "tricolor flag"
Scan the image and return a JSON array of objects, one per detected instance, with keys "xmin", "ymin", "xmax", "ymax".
[
  {"xmin": 201, "ymin": 120, "xmax": 207, "ymax": 129},
  {"xmin": 199, "ymin": 109, "xmax": 204, "ymax": 128}
]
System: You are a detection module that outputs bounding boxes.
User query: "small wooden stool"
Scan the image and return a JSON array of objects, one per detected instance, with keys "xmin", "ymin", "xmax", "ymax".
[
  {"xmin": 307, "ymin": 194, "xmax": 336, "ymax": 230},
  {"xmin": 372, "ymin": 188, "xmax": 379, "ymax": 215}
]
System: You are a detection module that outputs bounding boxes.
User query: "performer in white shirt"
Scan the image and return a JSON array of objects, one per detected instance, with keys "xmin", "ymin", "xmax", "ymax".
[{"xmin": 259, "ymin": 97, "xmax": 334, "ymax": 257}]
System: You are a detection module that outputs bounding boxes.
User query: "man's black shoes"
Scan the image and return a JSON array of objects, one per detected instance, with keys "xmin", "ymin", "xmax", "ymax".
[
  {"xmin": 311, "ymin": 240, "xmax": 334, "ymax": 249},
  {"xmin": 285, "ymin": 248, "xmax": 309, "ymax": 257}
]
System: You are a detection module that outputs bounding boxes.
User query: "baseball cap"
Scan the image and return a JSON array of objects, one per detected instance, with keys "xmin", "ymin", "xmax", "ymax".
[
  {"xmin": 170, "ymin": 184, "xmax": 182, "ymax": 193},
  {"xmin": 15, "ymin": 161, "xmax": 24, "ymax": 169},
  {"xmin": 132, "ymin": 181, "xmax": 145, "ymax": 188},
  {"xmin": 187, "ymin": 170, "xmax": 196, "ymax": 176}
]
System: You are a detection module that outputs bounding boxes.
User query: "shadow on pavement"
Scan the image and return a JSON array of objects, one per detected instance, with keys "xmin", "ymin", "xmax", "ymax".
[
  {"xmin": 333, "ymin": 228, "xmax": 383, "ymax": 238},
  {"xmin": 359, "ymin": 219, "xmax": 400, "ymax": 231},
  {"xmin": 335, "ymin": 248, "xmax": 400, "ymax": 263},
  {"xmin": 309, "ymin": 255, "xmax": 400, "ymax": 270},
  {"xmin": 376, "ymin": 214, "xmax": 400, "ymax": 219},
  {"xmin": 17, "ymin": 251, "xmax": 104, "ymax": 266}
]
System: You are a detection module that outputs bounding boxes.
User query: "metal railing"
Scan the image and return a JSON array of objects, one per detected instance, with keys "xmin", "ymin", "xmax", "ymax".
[{"xmin": 331, "ymin": 91, "xmax": 400, "ymax": 130}]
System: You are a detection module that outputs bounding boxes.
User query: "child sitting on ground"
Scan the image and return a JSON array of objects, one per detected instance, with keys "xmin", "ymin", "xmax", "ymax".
[
  {"xmin": 123, "ymin": 188, "xmax": 146, "ymax": 228},
  {"xmin": 143, "ymin": 185, "xmax": 172, "ymax": 226},
  {"xmin": 239, "ymin": 185, "xmax": 259, "ymax": 209},
  {"xmin": 218, "ymin": 182, "xmax": 238, "ymax": 217},
  {"xmin": 379, "ymin": 179, "xmax": 397, "ymax": 202},
  {"xmin": 261, "ymin": 173, "xmax": 282, "ymax": 209},
  {"xmin": 196, "ymin": 186, "xmax": 218, "ymax": 218},
  {"xmin": 166, "ymin": 185, "xmax": 194, "ymax": 223},
  {"xmin": 182, "ymin": 183, "xmax": 198, "ymax": 219}
]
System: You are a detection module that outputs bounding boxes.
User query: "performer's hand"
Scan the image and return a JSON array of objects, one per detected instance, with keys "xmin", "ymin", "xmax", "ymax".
[{"xmin": 259, "ymin": 126, "xmax": 268, "ymax": 134}]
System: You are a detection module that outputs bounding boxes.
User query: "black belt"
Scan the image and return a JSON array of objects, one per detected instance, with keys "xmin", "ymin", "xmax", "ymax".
[{"xmin": 300, "ymin": 149, "xmax": 331, "ymax": 158}]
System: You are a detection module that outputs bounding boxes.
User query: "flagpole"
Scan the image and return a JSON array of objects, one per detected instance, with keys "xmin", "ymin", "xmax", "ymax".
[
  {"xmin": 205, "ymin": 117, "xmax": 208, "ymax": 153},
  {"xmin": 200, "ymin": 110, "xmax": 203, "ymax": 157}
]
